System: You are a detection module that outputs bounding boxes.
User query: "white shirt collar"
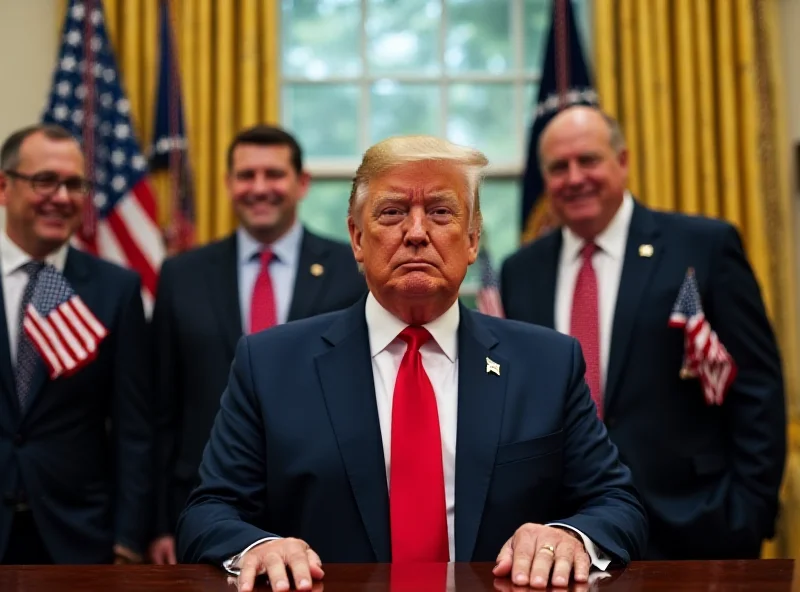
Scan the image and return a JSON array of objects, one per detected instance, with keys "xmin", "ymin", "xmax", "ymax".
[
  {"xmin": 364, "ymin": 292, "xmax": 460, "ymax": 363},
  {"xmin": 237, "ymin": 220, "xmax": 304, "ymax": 267},
  {"xmin": 0, "ymin": 232, "xmax": 69, "ymax": 277},
  {"xmin": 561, "ymin": 191, "xmax": 634, "ymax": 262}
]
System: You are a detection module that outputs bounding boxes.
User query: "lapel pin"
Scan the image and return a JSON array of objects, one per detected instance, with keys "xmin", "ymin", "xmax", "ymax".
[
  {"xmin": 486, "ymin": 357, "xmax": 500, "ymax": 376},
  {"xmin": 310, "ymin": 263, "xmax": 324, "ymax": 277},
  {"xmin": 639, "ymin": 244, "xmax": 654, "ymax": 258}
]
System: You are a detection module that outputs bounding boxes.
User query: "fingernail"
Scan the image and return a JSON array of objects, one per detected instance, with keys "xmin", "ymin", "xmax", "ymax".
[
  {"xmin": 514, "ymin": 574, "xmax": 527, "ymax": 584},
  {"xmin": 276, "ymin": 581, "xmax": 290, "ymax": 591},
  {"xmin": 553, "ymin": 576, "xmax": 566, "ymax": 586},
  {"xmin": 532, "ymin": 576, "xmax": 546, "ymax": 586},
  {"xmin": 299, "ymin": 579, "xmax": 310, "ymax": 588}
]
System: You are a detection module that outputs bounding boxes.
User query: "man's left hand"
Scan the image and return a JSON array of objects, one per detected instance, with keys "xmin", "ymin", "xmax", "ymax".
[{"xmin": 492, "ymin": 524, "xmax": 590, "ymax": 589}]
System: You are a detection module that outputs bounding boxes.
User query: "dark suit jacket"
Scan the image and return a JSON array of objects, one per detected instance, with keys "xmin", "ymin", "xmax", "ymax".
[
  {"xmin": 0, "ymin": 248, "xmax": 152, "ymax": 563},
  {"xmin": 176, "ymin": 298, "xmax": 647, "ymax": 565},
  {"xmin": 153, "ymin": 229, "xmax": 366, "ymax": 535},
  {"xmin": 500, "ymin": 201, "xmax": 786, "ymax": 559}
]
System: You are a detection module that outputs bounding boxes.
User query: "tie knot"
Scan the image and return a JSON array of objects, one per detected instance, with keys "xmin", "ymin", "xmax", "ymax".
[
  {"xmin": 580, "ymin": 242, "xmax": 598, "ymax": 261},
  {"xmin": 259, "ymin": 248, "xmax": 274, "ymax": 267},
  {"xmin": 398, "ymin": 326, "xmax": 432, "ymax": 352},
  {"xmin": 19, "ymin": 261, "xmax": 45, "ymax": 277}
]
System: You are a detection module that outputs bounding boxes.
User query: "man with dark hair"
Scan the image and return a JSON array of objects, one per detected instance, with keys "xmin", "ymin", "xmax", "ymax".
[
  {"xmin": 0, "ymin": 124, "xmax": 153, "ymax": 563},
  {"xmin": 149, "ymin": 124, "xmax": 366, "ymax": 564}
]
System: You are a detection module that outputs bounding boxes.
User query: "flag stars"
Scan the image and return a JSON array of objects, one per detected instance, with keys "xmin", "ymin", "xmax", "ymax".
[
  {"xmin": 56, "ymin": 81, "xmax": 72, "ymax": 98},
  {"xmin": 111, "ymin": 176, "xmax": 126, "ymax": 193},
  {"xmin": 61, "ymin": 55, "xmax": 77, "ymax": 72},
  {"xmin": 93, "ymin": 63, "xmax": 104, "ymax": 78},
  {"xmin": 53, "ymin": 105, "xmax": 69, "ymax": 121},
  {"xmin": 91, "ymin": 9, "xmax": 103, "ymax": 26},
  {"xmin": 114, "ymin": 124, "xmax": 130, "ymax": 139},
  {"xmin": 131, "ymin": 155, "xmax": 147, "ymax": 171},
  {"xmin": 72, "ymin": 110, "xmax": 84, "ymax": 125},
  {"xmin": 103, "ymin": 68, "xmax": 116, "ymax": 83},
  {"xmin": 90, "ymin": 36, "xmax": 103, "ymax": 53},
  {"xmin": 93, "ymin": 192, "xmax": 107, "ymax": 209},
  {"xmin": 116, "ymin": 99, "xmax": 130, "ymax": 114},
  {"xmin": 71, "ymin": 3, "xmax": 85, "ymax": 20},
  {"xmin": 100, "ymin": 93, "xmax": 113, "ymax": 108},
  {"xmin": 66, "ymin": 29, "xmax": 82, "ymax": 46},
  {"xmin": 111, "ymin": 150, "xmax": 126, "ymax": 167}
]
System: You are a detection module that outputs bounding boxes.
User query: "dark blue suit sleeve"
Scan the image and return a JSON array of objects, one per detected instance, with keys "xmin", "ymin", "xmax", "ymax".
[
  {"xmin": 176, "ymin": 337, "xmax": 278, "ymax": 565},
  {"xmin": 705, "ymin": 225, "xmax": 786, "ymax": 552},
  {"xmin": 552, "ymin": 340, "xmax": 648, "ymax": 563},
  {"xmin": 112, "ymin": 276, "xmax": 155, "ymax": 555}
]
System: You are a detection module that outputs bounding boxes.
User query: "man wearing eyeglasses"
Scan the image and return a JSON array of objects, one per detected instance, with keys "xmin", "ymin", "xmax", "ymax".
[{"xmin": 0, "ymin": 124, "xmax": 153, "ymax": 564}]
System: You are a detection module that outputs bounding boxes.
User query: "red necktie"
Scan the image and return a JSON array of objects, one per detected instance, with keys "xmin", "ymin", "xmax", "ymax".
[
  {"xmin": 570, "ymin": 243, "xmax": 603, "ymax": 418},
  {"xmin": 390, "ymin": 326, "xmax": 449, "ymax": 563},
  {"xmin": 249, "ymin": 249, "xmax": 276, "ymax": 333}
]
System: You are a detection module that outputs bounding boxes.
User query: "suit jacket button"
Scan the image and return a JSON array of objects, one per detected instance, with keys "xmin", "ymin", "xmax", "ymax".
[{"xmin": 13, "ymin": 434, "xmax": 24, "ymax": 446}]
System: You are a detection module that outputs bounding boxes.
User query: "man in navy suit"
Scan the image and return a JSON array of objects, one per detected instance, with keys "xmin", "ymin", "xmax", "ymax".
[
  {"xmin": 177, "ymin": 135, "xmax": 647, "ymax": 591},
  {"xmin": 149, "ymin": 125, "xmax": 365, "ymax": 564},
  {"xmin": 0, "ymin": 124, "xmax": 152, "ymax": 563},
  {"xmin": 501, "ymin": 106, "xmax": 786, "ymax": 559}
]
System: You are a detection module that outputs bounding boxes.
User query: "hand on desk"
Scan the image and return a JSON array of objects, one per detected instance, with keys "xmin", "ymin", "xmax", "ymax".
[
  {"xmin": 148, "ymin": 535, "xmax": 177, "ymax": 565},
  {"xmin": 237, "ymin": 538, "xmax": 324, "ymax": 592},
  {"xmin": 492, "ymin": 523, "xmax": 591, "ymax": 588}
]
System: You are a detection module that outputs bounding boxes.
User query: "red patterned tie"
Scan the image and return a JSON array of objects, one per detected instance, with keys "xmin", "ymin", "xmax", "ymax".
[
  {"xmin": 249, "ymin": 249, "xmax": 276, "ymax": 333},
  {"xmin": 570, "ymin": 243, "xmax": 603, "ymax": 418},
  {"xmin": 390, "ymin": 326, "xmax": 449, "ymax": 563}
]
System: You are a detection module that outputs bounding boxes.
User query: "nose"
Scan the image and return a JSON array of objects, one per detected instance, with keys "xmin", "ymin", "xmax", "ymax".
[
  {"xmin": 51, "ymin": 184, "xmax": 71, "ymax": 203},
  {"xmin": 403, "ymin": 207, "xmax": 428, "ymax": 245},
  {"xmin": 566, "ymin": 161, "xmax": 585, "ymax": 186},
  {"xmin": 252, "ymin": 173, "xmax": 270, "ymax": 194}
]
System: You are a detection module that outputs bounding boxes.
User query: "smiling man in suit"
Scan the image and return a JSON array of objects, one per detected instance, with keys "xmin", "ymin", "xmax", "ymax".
[
  {"xmin": 500, "ymin": 106, "xmax": 786, "ymax": 559},
  {"xmin": 176, "ymin": 135, "xmax": 647, "ymax": 591},
  {"xmin": 149, "ymin": 125, "xmax": 366, "ymax": 564},
  {"xmin": 0, "ymin": 124, "xmax": 152, "ymax": 564}
]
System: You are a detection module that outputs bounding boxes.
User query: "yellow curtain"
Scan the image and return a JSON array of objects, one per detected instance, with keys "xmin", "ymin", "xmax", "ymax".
[
  {"xmin": 594, "ymin": 0, "xmax": 799, "ymax": 557},
  {"xmin": 64, "ymin": 0, "xmax": 280, "ymax": 246}
]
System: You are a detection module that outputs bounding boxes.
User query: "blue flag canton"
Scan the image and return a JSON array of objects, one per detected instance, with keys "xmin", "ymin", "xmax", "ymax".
[
  {"xmin": 42, "ymin": 0, "xmax": 149, "ymax": 218},
  {"xmin": 32, "ymin": 266, "xmax": 75, "ymax": 315},
  {"xmin": 671, "ymin": 270, "xmax": 704, "ymax": 320}
]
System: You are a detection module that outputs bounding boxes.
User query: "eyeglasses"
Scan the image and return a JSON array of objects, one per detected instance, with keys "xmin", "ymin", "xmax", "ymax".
[{"xmin": 4, "ymin": 170, "xmax": 92, "ymax": 198}]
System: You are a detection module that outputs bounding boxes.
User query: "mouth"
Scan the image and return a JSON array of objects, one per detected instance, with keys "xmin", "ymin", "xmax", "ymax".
[
  {"xmin": 397, "ymin": 260, "xmax": 436, "ymax": 271},
  {"xmin": 241, "ymin": 193, "xmax": 283, "ymax": 207},
  {"xmin": 562, "ymin": 192, "xmax": 596, "ymax": 203}
]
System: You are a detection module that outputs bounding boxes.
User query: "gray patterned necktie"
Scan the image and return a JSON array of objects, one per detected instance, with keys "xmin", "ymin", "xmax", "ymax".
[{"xmin": 14, "ymin": 261, "xmax": 45, "ymax": 410}]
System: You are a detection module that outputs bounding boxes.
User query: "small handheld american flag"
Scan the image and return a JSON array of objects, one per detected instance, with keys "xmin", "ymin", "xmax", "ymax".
[
  {"xmin": 668, "ymin": 267, "xmax": 737, "ymax": 405},
  {"xmin": 22, "ymin": 265, "xmax": 108, "ymax": 380}
]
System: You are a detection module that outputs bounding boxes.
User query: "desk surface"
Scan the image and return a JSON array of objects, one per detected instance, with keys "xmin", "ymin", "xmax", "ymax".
[{"xmin": 0, "ymin": 560, "xmax": 794, "ymax": 591}]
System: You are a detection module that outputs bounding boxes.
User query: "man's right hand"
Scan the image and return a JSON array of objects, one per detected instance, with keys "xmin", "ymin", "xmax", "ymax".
[
  {"xmin": 237, "ymin": 538, "xmax": 324, "ymax": 592},
  {"xmin": 148, "ymin": 535, "xmax": 177, "ymax": 565}
]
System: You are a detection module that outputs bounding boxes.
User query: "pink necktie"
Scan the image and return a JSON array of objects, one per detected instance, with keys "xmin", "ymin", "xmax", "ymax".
[
  {"xmin": 570, "ymin": 243, "xmax": 603, "ymax": 418},
  {"xmin": 249, "ymin": 249, "xmax": 276, "ymax": 333},
  {"xmin": 390, "ymin": 326, "xmax": 449, "ymax": 563}
]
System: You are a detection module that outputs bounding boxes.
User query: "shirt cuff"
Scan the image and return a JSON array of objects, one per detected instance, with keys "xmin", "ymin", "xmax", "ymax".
[
  {"xmin": 223, "ymin": 537, "xmax": 281, "ymax": 575},
  {"xmin": 546, "ymin": 523, "xmax": 612, "ymax": 571}
]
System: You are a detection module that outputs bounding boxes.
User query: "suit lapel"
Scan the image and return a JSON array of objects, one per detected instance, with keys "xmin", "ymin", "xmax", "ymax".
[
  {"xmin": 527, "ymin": 232, "xmax": 561, "ymax": 329},
  {"xmin": 0, "ymin": 261, "xmax": 18, "ymax": 418},
  {"xmin": 287, "ymin": 230, "xmax": 328, "ymax": 322},
  {"xmin": 205, "ymin": 235, "xmax": 242, "ymax": 357},
  {"xmin": 604, "ymin": 204, "xmax": 662, "ymax": 412},
  {"xmin": 314, "ymin": 298, "xmax": 391, "ymax": 561},
  {"xmin": 23, "ymin": 248, "xmax": 94, "ymax": 414},
  {"xmin": 454, "ymin": 307, "xmax": 507, "ymax": 561}
]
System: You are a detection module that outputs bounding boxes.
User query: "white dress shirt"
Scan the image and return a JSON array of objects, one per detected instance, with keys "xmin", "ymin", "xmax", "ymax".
[
  {"xmin": 554, "ymin": 193, "xmax": 634, "ymax": 389},
  {"xmin": 0, "ymin": 232, "xmax": 69, "ymax": 361},
  {"xmin": 237, "ymin": 221, "xmax": 303, "ymax": 331},
  {"xmin": 226, "ymin": 293, "xmax": 610, "ymax": 572}
]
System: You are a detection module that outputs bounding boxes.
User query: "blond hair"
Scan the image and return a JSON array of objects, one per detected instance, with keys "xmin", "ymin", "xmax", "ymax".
[{"xmin": 348, "ymin": 135, "xmax": 489, "ymax": 230}]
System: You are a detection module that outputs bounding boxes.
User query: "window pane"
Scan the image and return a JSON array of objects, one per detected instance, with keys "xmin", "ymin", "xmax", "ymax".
[
  {"xmin": 367, "ymin": 0, "xmax": 441, "ymax": 75},
  {"xmin": 448, "ymin": 83, "xmax": 516, "ymax": 163},
  {"xmin": 445, "ymin": 0, "xmax": 512, "ymax": 73},
  {"xmin": 299, "ymin": 179, "xmax": 352, "ymax": 242},
  {"xmin": 283, "ymin": 84, "xmax": 360, "ymax": 158},
  {"xmin": 282, "ymin": 0, "xmax": 362, "ymax": 78},
  {"xmin": 371, "ymin": 82, "xmax": 441, "ymax": 142}
]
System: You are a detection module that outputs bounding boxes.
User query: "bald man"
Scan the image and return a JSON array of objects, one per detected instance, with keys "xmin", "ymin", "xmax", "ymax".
[{"xmin": 501, "ymin": 106, "xmax": 785, "ymax": 560}]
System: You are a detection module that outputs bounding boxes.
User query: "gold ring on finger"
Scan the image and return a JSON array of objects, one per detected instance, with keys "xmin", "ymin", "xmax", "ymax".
[{"xmin": 540, "ymin": 544, "xmax": 555, "ymax": 555}]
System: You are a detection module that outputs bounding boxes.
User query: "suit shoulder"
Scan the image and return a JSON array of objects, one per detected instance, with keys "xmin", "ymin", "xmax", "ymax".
[
  {"xmin": 651, "ymin": 209, "xmax": 737, "ymax": 239},
  {"xmin": 71, "ymin": 249, "xmax": 140, "ymax": 286},
  {"xmin": 304, "ymin": 229, "xmax": 356, "ymax": 260},
  {"xmin": 246, "ymin": 307, "xmax": 346, "ymax": 350},
  {"xmin": 162, "ymin": 235, "xmax": 234, "ymax": 272},
  {"xmin": 501, "ymin": 230, "xmax": 559, "ymax": 271},
  {"xmin": 474, "ymin": 312, "xmax": 576, "ymax": 351}
]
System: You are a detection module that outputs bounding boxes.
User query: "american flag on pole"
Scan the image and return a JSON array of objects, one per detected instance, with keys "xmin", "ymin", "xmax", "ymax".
[
  {"xmin": 475, "ymin": 249, "xmax": 505, "ymax": 318},
  {"xmin": 668, "ymin": 268, "xmax": 737, "ymax": 405},
  {"xmin": 150, "ymin": 0, "xmax": 196, "ymax": 255},
  {"xmin": 23, "ymin": 265, "xmax": 108, "ymax": 380},
  {"xmin": 42, "ymin": 0, "xmax": 165, "ymax": 312}
]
